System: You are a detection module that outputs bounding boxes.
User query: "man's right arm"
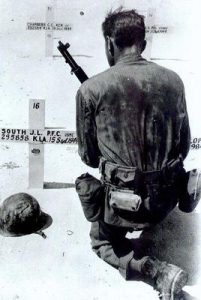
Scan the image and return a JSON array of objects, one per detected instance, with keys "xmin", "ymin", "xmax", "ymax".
[{"xmin": 76, "ymin": 88, "xmax": 101, "ymax": 168}]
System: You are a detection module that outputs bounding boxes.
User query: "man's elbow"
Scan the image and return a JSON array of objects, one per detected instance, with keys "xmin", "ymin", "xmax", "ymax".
[{"xmin": 79, "ymin": 151, "xmax": 99, "ymax": 168}]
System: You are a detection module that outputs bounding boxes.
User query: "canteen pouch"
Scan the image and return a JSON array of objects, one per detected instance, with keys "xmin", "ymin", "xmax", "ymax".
[
  {"xmin": 75, "ymin": 173, "xmax": 104, "ymax": 222},
  {"xmin": 109, "ymin": 188, "xmax": 142, "ymax": 212},
  {"xmin": 178, "ymin": 169, "xmax": 201, "ymax": 213}
]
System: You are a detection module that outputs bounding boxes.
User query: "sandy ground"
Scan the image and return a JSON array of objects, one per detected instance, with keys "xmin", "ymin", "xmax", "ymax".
[{"xmin": 0, "ymin": 142, "xmax": 200, "ymax": 300}]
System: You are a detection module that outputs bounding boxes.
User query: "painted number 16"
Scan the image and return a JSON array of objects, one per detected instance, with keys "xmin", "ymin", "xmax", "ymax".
[{"xmin": 33, "ymin": 102, "xmax": 40, "ymax": 109}]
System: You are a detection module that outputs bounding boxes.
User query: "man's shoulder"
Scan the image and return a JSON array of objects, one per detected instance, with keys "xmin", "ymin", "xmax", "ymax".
[
  {"xmin": 151, "ymin": 61, "xmax": 184, "ymax": 89},
  {"xmin": 77, "ymin": 61, "xmax": 185, "ymax": 98},
  {"xmin": 77, "ymin": 67, "xmax": 114, "ymax": 96}
]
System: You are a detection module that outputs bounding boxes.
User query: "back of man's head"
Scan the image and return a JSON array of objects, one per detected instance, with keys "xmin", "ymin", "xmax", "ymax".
[{"xmin": 102, "ymin": 7, "xmax": 145, "ymax": 50}]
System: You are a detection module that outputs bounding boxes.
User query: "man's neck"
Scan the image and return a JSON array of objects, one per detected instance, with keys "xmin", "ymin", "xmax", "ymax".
[{"xmin": 115, "ymin": 45, "xmax": 142, "ymax": 64}]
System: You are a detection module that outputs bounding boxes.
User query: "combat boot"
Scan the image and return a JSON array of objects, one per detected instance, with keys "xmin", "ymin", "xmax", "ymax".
[{"xmin": 141, "ymin": 257, "xmax": 188, "ymax": 300}]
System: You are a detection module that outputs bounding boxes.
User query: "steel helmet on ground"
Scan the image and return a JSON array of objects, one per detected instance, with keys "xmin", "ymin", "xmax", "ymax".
[{"xmin": 0, "ymin": 193, "xmax": 52, "ymax": 237}]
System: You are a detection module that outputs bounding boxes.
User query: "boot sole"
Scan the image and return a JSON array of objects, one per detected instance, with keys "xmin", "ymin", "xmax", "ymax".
[{"xmin": 170, "ymin": 269, "xmax": 188, "ymax": 300}]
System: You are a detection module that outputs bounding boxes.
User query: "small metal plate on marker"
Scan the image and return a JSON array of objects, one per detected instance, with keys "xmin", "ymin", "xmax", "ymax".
[{"xmin": 31, "ymin": 148, "xmax": 41, "ymax": 155}]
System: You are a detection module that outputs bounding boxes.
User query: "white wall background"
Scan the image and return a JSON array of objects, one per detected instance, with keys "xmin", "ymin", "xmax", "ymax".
[{"xmin": 0, "ymin": 0, "xmax": 201, "ymax": 180}]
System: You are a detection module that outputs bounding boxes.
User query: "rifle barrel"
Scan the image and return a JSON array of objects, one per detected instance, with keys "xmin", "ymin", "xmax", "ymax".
[{"xmin": 57, "ymin": 41, "xmax": 88, "ymax": 83}]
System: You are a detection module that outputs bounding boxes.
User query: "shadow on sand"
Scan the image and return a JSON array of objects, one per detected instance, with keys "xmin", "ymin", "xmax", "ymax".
[{"xmin": 130, "ymin": 206, "xmax": 201, "ymax": 286}]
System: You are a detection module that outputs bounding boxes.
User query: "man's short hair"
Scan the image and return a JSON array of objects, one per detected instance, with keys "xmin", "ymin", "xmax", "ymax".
[{"xmin": 102, "ymin": 7, "xmax": 145, "ymax": 49}]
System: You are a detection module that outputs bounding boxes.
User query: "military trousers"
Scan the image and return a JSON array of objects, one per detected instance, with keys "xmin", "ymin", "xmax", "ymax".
[{"xmin": 90, "ymin": 220, "xmax": 146, "ymax": 280}]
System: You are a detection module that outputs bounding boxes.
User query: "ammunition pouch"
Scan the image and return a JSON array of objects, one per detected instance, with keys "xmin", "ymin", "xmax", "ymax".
[
  {"xmin": 99, "ymin": 157, "xmax": 183, "ymax": 227},
  {"xmin": 109, "ymin": 188, "xmax": 142, "ymax": 212},
  {"xmin": 75, "ymin": 173, "xmax": 104, "ymax": 222}
]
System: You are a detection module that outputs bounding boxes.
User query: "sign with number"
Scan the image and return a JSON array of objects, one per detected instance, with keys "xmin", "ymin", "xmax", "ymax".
[{"xmin": 191, "ymin": 138, "xmax": 201, "ymax": 150}]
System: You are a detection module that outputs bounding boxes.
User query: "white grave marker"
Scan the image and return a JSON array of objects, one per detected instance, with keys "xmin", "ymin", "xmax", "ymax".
[
  {"xmin": 29, "ymin": 99, "xmax": 45, "ymax": 188},
  {"xmin": 0, "ymin": 99, "xmax": 77, "ymax": 189}
]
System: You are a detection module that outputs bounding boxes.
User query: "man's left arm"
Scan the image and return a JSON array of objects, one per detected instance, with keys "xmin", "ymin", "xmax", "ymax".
[{"xmin": 76, "ymin": 89, "xmax": 101, "ymax": 168}]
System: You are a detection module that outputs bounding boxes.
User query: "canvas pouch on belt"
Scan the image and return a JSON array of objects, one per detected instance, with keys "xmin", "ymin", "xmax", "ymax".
[
  {"xmin": 100, "ymin": 158, "xmax": 145, "ymax": 213},
  {"xmin": 109, "ymin": 188, "xmax": 142, "ymax": 212},
  {"xmin": 100, "ymin": 158, "xmax": 180, "ymax": 224}
]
